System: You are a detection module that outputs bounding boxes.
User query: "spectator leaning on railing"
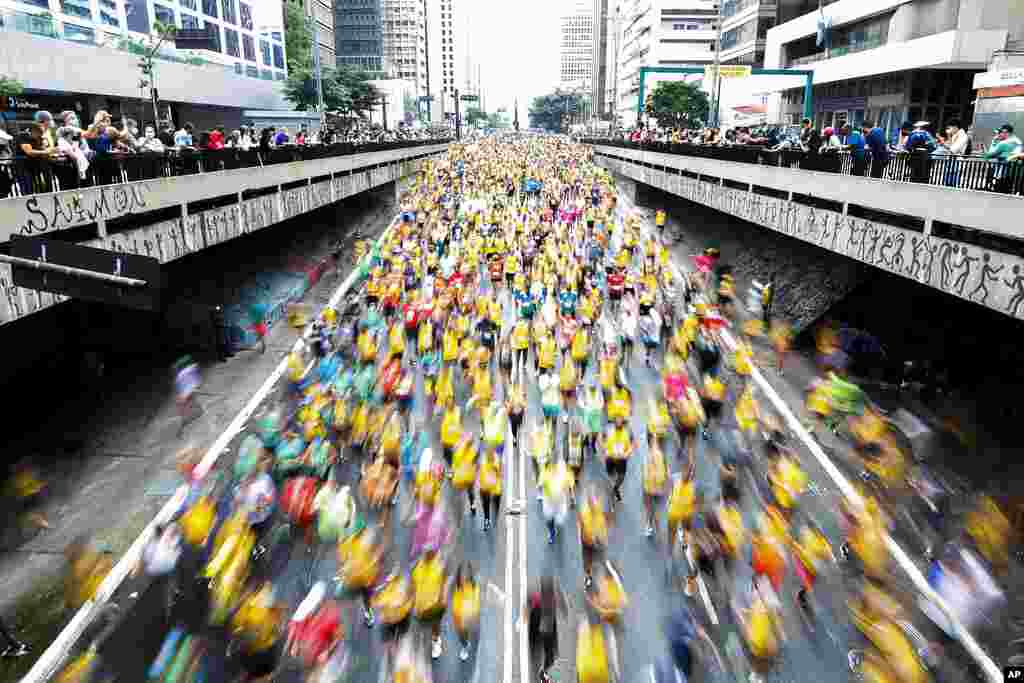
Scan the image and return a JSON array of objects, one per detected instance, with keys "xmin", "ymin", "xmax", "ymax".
[
  {"xmin": 985, "ymin": 124, "xmax": 1022, "ymax": 194},
  {"xmin": 174, "ymin": 122, "xmax": 195, "ymax": 148}
]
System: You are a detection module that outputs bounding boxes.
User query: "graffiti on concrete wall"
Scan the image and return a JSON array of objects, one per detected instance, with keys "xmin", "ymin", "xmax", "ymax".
[
  {"xmin": 88, "ymin": 219, "xmax": 181, "ymax": 263},
  {"xmin": 310, "ymin": 181, "xmax": 332, "ymax": 212},
  {"xmin": 0, "ymin": 262, "xmax": 68, "ymax": 324},
  {"xmin": 603, "ymin": 158, "xmax": 1024, "ymax": 320},
  {"xmin": 11, "ymin": 183, "xmax": 150, "ymax": 239},
  {"xmin": 281, "ymin": 187, "xmax": 307, "ymax": 222},
  {"xmin": 241, "ymin": 196, "xmax": 277, "ymax": 233},
  {"xmin": 202, "ymin": 205, "xmax": 243, "ymax": 248}
]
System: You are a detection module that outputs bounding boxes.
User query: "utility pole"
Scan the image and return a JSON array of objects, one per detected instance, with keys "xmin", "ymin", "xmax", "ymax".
[
  {"xmin": 382, "ymin": 94, "xmax": 388, "ymax": 130},
  {"xmin": 455, "ymin": 88, "xmax": 462, "ymax": 140},
  {"xmin": 309, "ymin": 8, "xmax": 324, "ymax": 127},
  {"xmin": 710, "ymin": 1, "xmax": 724, "ymax": 127}
]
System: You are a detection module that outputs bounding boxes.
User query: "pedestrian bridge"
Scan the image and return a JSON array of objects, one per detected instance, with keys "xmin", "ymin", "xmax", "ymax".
[
  {"xmin": 590, "ymin": 143, "xmax": 1024, "ymax": 322},
  {"xmin": 0, "ymin": 142, "xmax": 449, "ymax": 327}
]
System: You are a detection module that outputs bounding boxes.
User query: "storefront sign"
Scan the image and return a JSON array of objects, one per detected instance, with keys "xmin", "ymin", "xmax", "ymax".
[{"xmin": 974, "ymin": 68, "xmax": 1024, "ymax": 90}]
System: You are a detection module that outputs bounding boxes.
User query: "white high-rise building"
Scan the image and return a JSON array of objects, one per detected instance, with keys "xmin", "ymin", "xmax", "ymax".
[
  {"xmin": 382, "ymin": 0, "xmax": 429, "ymax": 101},
  {"xmin": 613, "ymin": 0, "xmax": 718, "ymax": 122},
  {"xmin": 765, "ymin": 0, "xmax": 1023, "ymax": 145},
  {"xmin": 426, "ymin": 0, "xmax": 466, "ymax": 122},
  {"xmin": 0, "ymin": 0, "xmax": 288, "ymax": 130},
  {"xmin": 560, "ymin": 0, "xmax": 594, "ymax": 88}
]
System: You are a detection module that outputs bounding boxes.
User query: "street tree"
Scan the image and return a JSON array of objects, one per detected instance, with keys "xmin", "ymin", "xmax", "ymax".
[
  {"xmin": 644, "ymin": 80, "xmax": 710, "ymax": 129},
  {"xmin": 529, "ymin": 90, "xmax": 584, "ymax": 132},
  {"xmin": 0, "ymin": 75, "xmax": 24, "ymax": 98},
  {"xmin": 284, "ymin": 66, "xmax": 380, "ymax": 116},
  {"xmin": 283, "ymin": 0, "xmax": 312, "ymax": 74},
  {"xmin": 486, "ymin": 110, "xmax": 510, "ymax": 129},
  {"xmin": 465, "ymin": 108, "xmax": 488, "ymax": 127},
  {"xmin": 136, "ymin": 21, "xmax": 177, "ymax": 126}
]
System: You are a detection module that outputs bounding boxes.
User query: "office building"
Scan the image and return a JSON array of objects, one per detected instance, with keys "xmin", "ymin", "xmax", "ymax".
[
  {"xmin": 296, "ymin": 0, "xmax": 335, "ymax": 71},
  {"xmin": 426, "ymin": 0, "xmax": 465, "ymax": 122},
  {"xmin": 382, "ymin": 0, "xmax": 428, "ymax": 99},
  {"xmin": 765, "ymin": 0, "xmax": 1023, "ymax": 138},
  {"xmin": 717, "ymin": 0, "xmax": 777, "ymax": 67},
  {"xmin": 613, "ymin": 0, "xmax": 718, "ymax": 121},
  {"xmin": 335, "ymin": 0, "xmax": 385, "ymax": 73},
  {"xmin": 592, "ymin": 0, "xmax": 611, "ymax": 118},
  {"xmin": 560, "ymin": 0, "xmax": 594, "ymax": 88},
  {"xmin": 0, "ymin": 0, "xmax": 288, "ymax": 130}
]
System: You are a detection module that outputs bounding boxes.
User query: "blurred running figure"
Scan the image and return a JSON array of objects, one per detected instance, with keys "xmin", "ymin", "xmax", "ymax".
[{"xmin": 173, "ymin": 355, "xmax": 202, "ymax": 437}]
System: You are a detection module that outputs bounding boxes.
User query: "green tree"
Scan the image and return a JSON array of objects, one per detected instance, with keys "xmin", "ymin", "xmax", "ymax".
[
  {"xmin": 283, "ymin": 0, "xmax": 312, "ymax": 74},
  {"xmin": 486, "ymin": 110, "xmax": 510, "ymax": 129},
  {"xmin": 0, "ymin": 75, "xmax": 24, "ymax": 98},
  {"xmin": 644, "ymin": 80, "xmax": 709, "ymax": 129},
  {"xmin": 284, "ymin": 65, "xmax": 380, "ymax": 116},
  {"xmin": 529, "ymin": 90, "xmax": 584, "ymax": 132},
  {"xmin": 333, "ymin": 65, "xmax": 381, "ymax": 116},
  {"xmin": 464, "ymin": 107, "xmax": 487, "ymax": 127},
  {"xmin": 137, "ymin": 21, "xmax": 177, "ymax": 125}
]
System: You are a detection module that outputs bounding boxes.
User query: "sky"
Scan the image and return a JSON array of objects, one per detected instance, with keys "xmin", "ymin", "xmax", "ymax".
[{"xmin": 465, "ymin": 0, "xmax": 563, "ymax": 124}]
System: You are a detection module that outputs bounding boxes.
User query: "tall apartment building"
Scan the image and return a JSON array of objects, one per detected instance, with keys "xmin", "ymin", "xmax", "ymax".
[
  {"xmin": 335, "ymin": 0, "xmax": 385, "ymax": 73},
  {"xmin": 426, "ymin": 0, "xmax": 465, "ymax": 121},
  {"xmin": 718, "ymin": 0, "xmax": 777, "ymax": 66},
  {"xmin": 0, "ymin": 0, "xmax": 288, "ymax": 130},
  {"xmin": 765, "ymin": 0, "xmax": 1023, "ymax": 141},
  {"xmin": 295, "ymin": 0, "xmax": 335, "ymax": 71},
  {"xmin": 592, "ymin": 0, "xmax": 611, "ymax": 117},
  {"xmin": 614, "ymin": 0, "xmax": 718, "ymax": 121},
  {"xmin": 382, "ymin": 0, "xmax": 428, "ymax": 99},
  {"xmin": 560, "ymin": 0, "xmax": 594, "ymax": 88}
]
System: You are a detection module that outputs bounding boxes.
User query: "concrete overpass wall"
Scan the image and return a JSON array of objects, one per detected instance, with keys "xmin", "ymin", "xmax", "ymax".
[
  {"xmin": 0, "ymin": 144, "xmax": 448, "ymax": 327},
  {"xmin": 595, "ymin": 145, "xmax": 1024, "ymax": 325}
]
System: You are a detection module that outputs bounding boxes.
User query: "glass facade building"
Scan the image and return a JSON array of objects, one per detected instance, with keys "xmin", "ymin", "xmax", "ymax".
[{"xmin": 334, "ymin": 0, "xmax": 385, "ymax": 73}]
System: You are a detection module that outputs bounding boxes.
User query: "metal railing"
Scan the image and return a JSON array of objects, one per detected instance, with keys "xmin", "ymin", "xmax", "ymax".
[
  {"xmin": 582, "ymin": 138, "xmax": 1024, "ymax": 196},
  {"xmin": 0, "ymin": 139, "xmax": 450, "ymax": 199}
]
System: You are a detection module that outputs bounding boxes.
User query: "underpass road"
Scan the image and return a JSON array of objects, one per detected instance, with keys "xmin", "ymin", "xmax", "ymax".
[{"xmin": 53, "ymin": 153, "xmax": 1006, "ymax": 683}]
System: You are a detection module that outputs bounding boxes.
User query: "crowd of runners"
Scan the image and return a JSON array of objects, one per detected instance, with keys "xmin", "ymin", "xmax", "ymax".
[{"xmin": 56, "ymin": 136, "xmax": 1016, "ymax": 683}]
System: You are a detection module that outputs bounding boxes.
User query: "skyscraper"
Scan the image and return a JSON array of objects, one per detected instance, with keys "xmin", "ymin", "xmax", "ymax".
[
  {"xmin": 560, "ymin": 0, "xmax": 594, "ymax": 88},
  {"xmin": 335, "ymin": 0, "xmax": 385, "ymax": 73},
  {"xmin": 613, "ymin": 0, "xmax": 718, "ymax": 122},
  {"xmin": 426, "ymin": 0, "xmax": 466, "ymax": 122},
  {"xmin": 382, "ymin": 0, "xmax": 429, "ymax": 98},
  {"xmin": 592, "ymin": 0, "xmax": 611, "ymax": 118}
]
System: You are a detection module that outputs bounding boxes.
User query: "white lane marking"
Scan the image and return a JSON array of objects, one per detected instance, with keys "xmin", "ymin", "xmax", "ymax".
[
  {"xmin": 624, "ymin": 201, "xmax": 720, "ymax": 627},
  {"xmin": 648, "ymin": 207, "xmax": 1002, "ymax": 683},
  {"xmin": 503, "ymin": 419, "xmax": 516, "ymax": 683},
  {"xmin": 24, "ymin": 216, "xmax": 402, "ymax": 683},
  {"xmin": 518, "ymin": 390, "xmax": 529, "ymax": 682}
]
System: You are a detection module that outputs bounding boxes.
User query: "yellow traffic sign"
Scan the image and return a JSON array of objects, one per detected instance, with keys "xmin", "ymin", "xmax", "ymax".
[{"xmin": 705, "ymin": 65, "xmax": 752, "ymax": 80}]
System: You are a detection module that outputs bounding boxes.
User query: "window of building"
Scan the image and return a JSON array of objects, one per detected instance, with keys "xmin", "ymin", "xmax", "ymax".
[
  {"xmin": 61, "ymin": 0, "xmax": 92, "ymax": 20},
  {"xmin": 63, "ymin": 22, "xmax": 95, "ymax": 41},
  {"xmin": 99, "ymin": 0, "xmax": 119, "ymax": 26},
  {"xmin": 221, "ymin": 0, "xmax": 236, "ymax": 24},
  {"xmin": 239, "ymin": 1, "xmax": 252, "ymax": 29},
  {"xmin": 182, "ymin": 13, "xmax": 200, "ymax": 28},
  {"xmin": 201, "ymin": 0, "xmax": 217, "ymax": 16},
  {"xmin": 273, "ymin": 43, "xmax": 285, "ymax": 68},
  {"xmin": 225, "ymin": 27, "xmax": 240, "ymax": 56},
  {"xmin": 180, "ymin": 0, "xmax": 197, "ymax": 9},
  {"xmin": 261, "ymin": 68, "xmax": 273, "ymax": 80},
  {"xmin": 154, "ymin": 3, "xmax": 175, "ymax": 26},
  {"xmin": 243, "ymin": 33, "xmax": 256, "ymax": 61},
  {"xmin": 246, "ymin": 64, "xmax": 259, "ymax": 77}
]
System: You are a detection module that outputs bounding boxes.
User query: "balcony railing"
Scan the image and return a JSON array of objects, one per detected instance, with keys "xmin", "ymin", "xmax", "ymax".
[
  {"xmin": 787, "ymin": 36, "xmax": 885, "ymax": 66},
  {"xmin": 0, "ymin": 9, "xmax": 284, "ymax": 79},
  {"xmin": 0, "ymin": 139, "xmax": 451, "ymax": 200},
  {"xmin": 582, "ymin": 138, "xmax": 1024, "ymax": 196}
]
